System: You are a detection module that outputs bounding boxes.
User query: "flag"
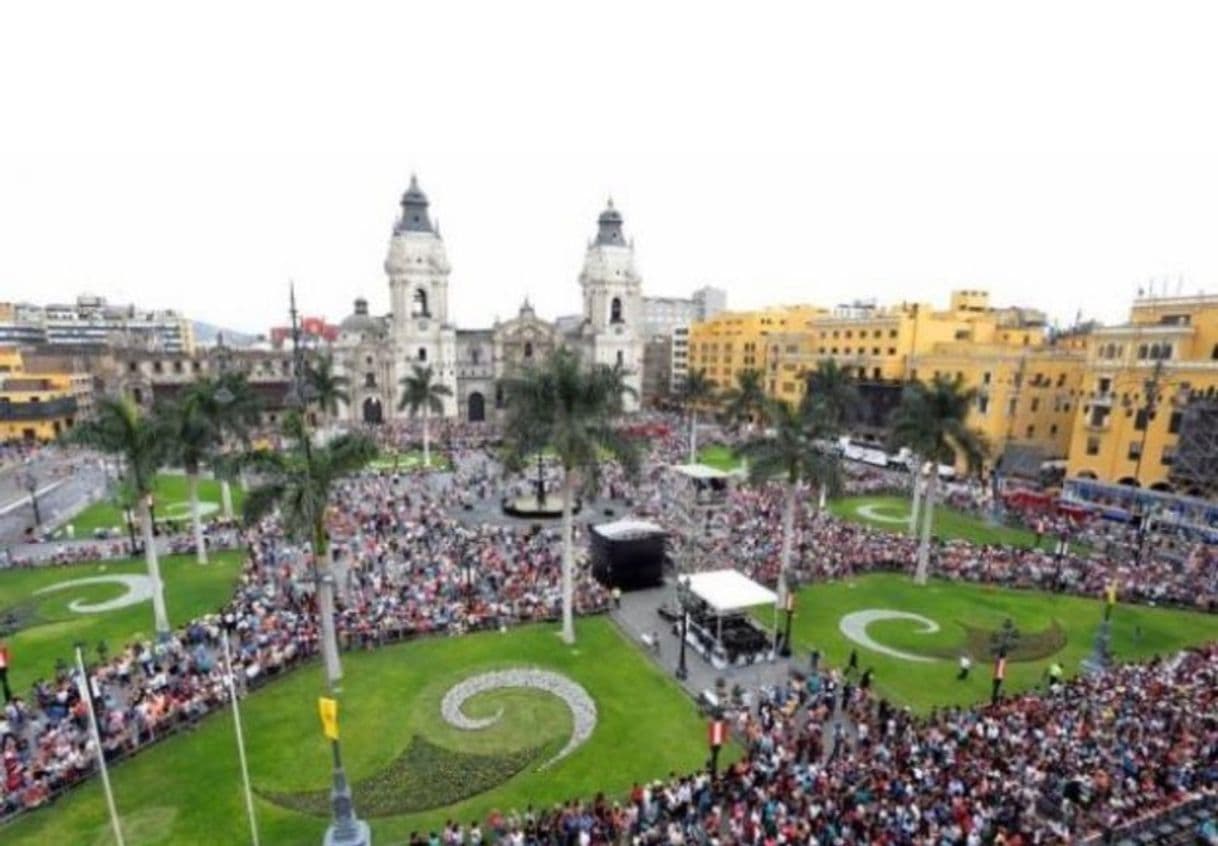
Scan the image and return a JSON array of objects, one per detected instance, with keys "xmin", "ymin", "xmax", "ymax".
[
  {"xmin": 1106, "ymin": 581, "xmax": 1117, "ymax": 608},
  {"xmin": 785, "ymin": 594, "xmax": 795, "ymax": 613},
  {"xmin": 318, "ymin": 696, "xmax": 339, "ymax": 740},
  {"xmin": 708, "ymin": 720, "xmax": 726, "ymax": 748},
  {"xmin": 993, "ymin": 656, "xmax": 1006, "ymax": 681}
]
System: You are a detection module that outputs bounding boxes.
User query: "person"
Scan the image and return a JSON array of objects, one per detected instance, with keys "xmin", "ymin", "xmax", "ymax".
[
  {"xmin": 0, "ymin": 642, "xmax": 10, "ymax": 703},
  {"xmin": 611, "ymin": 586, "xmax": 622, "ymax": 609},
  {"xmin": 809, "ymin": 648, "xmax": 821, "ymax": 672},
  {"xmin": 957, "ymin": 654, "xmax": 971, "ymax": 681},
  {"xmin": 860, "ymin": 667, "xmax": 873, "ymax": 691},
  {"xmin": 847, "ymin": 648, "xmax": 858, "ymax": 675}
]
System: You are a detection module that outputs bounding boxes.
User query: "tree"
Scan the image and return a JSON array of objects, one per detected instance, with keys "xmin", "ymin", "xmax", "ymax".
[
  {"xmin": 679, "ymin": 368, "xmax": 715, "ymax": 465},
  {"xmin": 69, "ymin": 397, "xmax": 172, "ymax": 637},
  {"xmin": 889, "ymin": 375, "xmax": 988, "ymax": 585},
  {"xmin": 209, "ymin": 372, "xmax": 263, "ymax": 518},
  {"xmin": 801, "ymin": 358, "xmax": 863, "ymax": 428},
  {"xmin": 159, "ymin": 388, "xmax": 222, "ymax": 564},
  {"xmin": 397, "ymin": 364, "xmax": 453, "ymax": 468},
  {"xmin": 500, "ymin": 348, "xmax": 639, "ymax": 644},
  {"xmin": 241, "ymin": 413, "xmax": 377, "ymax": 686},
  {"xmin": 306, "ymin": 353, "xmax": 350, "ymax": 419},
  {"xmin": 738, "ymin": 398, "xmax": 843, "ymax": 652},
  {"xmin": 721, "ymin": 368, "xmax": 766, "ymax": 430}
]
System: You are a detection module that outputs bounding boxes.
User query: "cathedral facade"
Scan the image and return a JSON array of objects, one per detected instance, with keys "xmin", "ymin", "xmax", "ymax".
[{"xmin": 334, "ymin": 177, "xmax": 645, "ymax": 423}]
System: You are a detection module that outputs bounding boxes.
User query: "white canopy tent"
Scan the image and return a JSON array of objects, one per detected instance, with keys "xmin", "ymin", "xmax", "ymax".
[
  {"xmin": 683, "ymin": 569, "xmax": 777, "ymax": 614},
  {"xmin": 669, "ymin": 463, "xmax": 733, "ymax": 481},
  {"xmin": 677, "ymin": 569, "xmax": 778, "ymax": 668}
]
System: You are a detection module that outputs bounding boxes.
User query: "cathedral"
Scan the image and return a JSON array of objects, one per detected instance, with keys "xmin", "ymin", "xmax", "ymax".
[{"xmin": 334, "ymin": 176, "xmax": 645, "ymax": 423}]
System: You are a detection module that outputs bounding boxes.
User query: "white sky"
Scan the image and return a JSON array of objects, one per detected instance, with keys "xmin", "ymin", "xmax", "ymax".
[{"xmin": 2, "ymin": 2, "xmax": 1217, "ymax": 334}]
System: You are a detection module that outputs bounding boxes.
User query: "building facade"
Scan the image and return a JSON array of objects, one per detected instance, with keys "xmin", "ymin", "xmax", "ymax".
[
  {"xmin": 1064, "ymin": 294, "xmax": 1218, "ymax": 493},
  {"xmin": 0, "ymin": 347, "xmax": 80, "ymax": 441},
  {"xmin": 333, "ymin": 180, "xmax": 647, "ymax": 423},
  {"xmin": 0, "ymin": 296, "xmax": 195, "ymax": 354}
]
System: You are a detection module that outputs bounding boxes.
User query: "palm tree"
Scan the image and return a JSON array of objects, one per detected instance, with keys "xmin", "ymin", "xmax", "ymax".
[
  {"xmin": 889, "ymin": 375, "xmax": 988, "ymax": 585},
  {"xmin": 397, "ymin": 364, "xmax": 453, "ymax": 468},
  {"xmin": 801, "ymin": 358, "xmax": 863, "ymax": 428},
  {"xmin": 69, "ymin": 397, "xmax": 172, "ymax": 637},
  {"xmin": 241, "ymin": 413, "xmax": 377, "ymax": 686},
  {"xmin": 159, "ymin": 388, "xmax": 222, "ymax": 564},
  {"xmin": 306, "ymin": 353, "xmax": 350, "ymax": 419},
  {"xmin": 679, "ymin": 368, "xmax": 715, "ymax": 465},
  {"xmin": 500, "ymin": 348, "xmax": 639, "ymax": 644},
  {"xmin": 721, "ymin": 368, "xmax": 766, "ymax": 430},
  {"xmin": 209, "ymin": 372, "xmax": 262, "ymax": 518},
  {"xmin": 738, "ymin": 398, "xmax": 843, "ymax": 653}
]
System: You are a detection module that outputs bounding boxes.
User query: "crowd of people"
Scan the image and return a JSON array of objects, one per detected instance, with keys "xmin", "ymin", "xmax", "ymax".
[{"xmin": 2, "ymin": 416, "xmax": 1217, "ymax": 841}]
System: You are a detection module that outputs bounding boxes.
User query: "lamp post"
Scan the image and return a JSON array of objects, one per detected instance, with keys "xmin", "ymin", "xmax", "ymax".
[
  {"xmin": 675, "ymin": 576, "xmax": 689, "ymax": 681},
  {"xmin": 221, "ymin": 614, "xmax": 260, "ymax": 846},
  {"xmin": 20, "ymin": 467, "xmax": 41, "ymax": 528},
  {"xmin": 780, "ymin": 590, "xmax": 795, "ymax": 658},
  {"xmin": 285, "ymin": 284, "xmax": 370, "ymax": 846},
  {"xmin": 464, "ymin": 557, "xmax": 475, "ymax": 614}
]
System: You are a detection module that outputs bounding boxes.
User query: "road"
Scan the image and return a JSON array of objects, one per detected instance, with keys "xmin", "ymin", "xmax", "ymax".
[{"xmin": 0, "ymin": 452, "xmax": 111, "ymax": 546}]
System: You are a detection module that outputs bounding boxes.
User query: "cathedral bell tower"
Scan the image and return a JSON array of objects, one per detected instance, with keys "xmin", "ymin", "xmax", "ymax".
[
  {"xmin": 384, "ymin": 175, "xmax": 458, "ymax": 417},
  {"xmin": 579, "ymin": 198, "xmax": 644, "ymax": 410}
]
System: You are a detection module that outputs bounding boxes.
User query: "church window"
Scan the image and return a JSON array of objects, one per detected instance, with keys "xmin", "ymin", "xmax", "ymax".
[
  {"xmin": 417, "ymin": 347, "xmax": 427, "ymax": 362},
  {"xmin": 364, "ymin": 373, "xmax": 376, "ymax": 388},
  {"xmin": 412, "ymin": 289, "xmax": 430, "ymax": 318},
  {"xmin": 610, "ymin": 297, "xmax": 623, "ymax": 324},
  {"xmin": 524, "ymin": 341, "xmax": 533, "ymax": 358},
  {"xmin": 471, "ymin": 348, "xmax": 481, "ymax": 365},
  {"xmin": 616, "ymin": 351, "xmax": 624, "ymax": 367}
]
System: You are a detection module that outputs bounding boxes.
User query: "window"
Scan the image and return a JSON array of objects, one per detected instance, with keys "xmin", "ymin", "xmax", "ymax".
[
  {"xmin": 1161, "ymin": 448, "xmax": 1175, "ymax": 466},
  {"xmin": 1049, "ymin": 423, "xmax": 1058, "ymax": 435},
  {"xmin": 1128, "ymin": 441, "xmax": 1142, "ymax": 460},
  {"xmin": 978, "ymin": 396, "xmax": 989, "ymax": 414},
  {"xmin": 873, "ymin": 367, "xmax": 881, "ymax": 380},
  {"xmin": 1025, "ymin": 425, "xmax": 1035, "ymax": 438},
  {"xmin": 417, "ymin": 347, "xmax": 427, "ymax": 362},
  {"xmin": 1030, "ymin": 398, "xmax": 1039, "ymax": 412},
  {"xmin": 524, "ymin": 341, "xmax": 533, "ymax": 358},
  {"xmin": 1086, "ymin": 436, "xmax": 1100, "ymax": 455},
  {"xmin": 1008, "ymin": 398, "xmax": 1017, "ymax": 416},
  {"xmin": 887, "ymin": 347, "xmax": 896, "ymax": 356},
  {"xmin": 364, "ymin": 373, "xmax": 376, "ymax": 388},
  {"xmin": 781, "ymin": 381, "xmax": 795, "ymax": 393},
  {"xmin": 412, "ymin": 288, "xmax": 430, "ymax": 318},
  {"xmin": 610, "ymin": 297, "xmax": 623, "ymax": 324},
  {"xmin": 983, "ymin": 372, "xmax": 991, "ymax": 385},
  {"xmin": 1134, "ymin": 409, "xmax": 1148, "ymax": 430},
  {"xmin": 1168, "ymin": 411, "xmax": 1182, "ymax": 434},
  {"xmin": 616, "ymin": 351, "xmax": 624, "ymax": 367}
]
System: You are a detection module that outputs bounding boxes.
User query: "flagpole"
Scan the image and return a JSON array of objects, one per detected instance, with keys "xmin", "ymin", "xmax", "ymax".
[
  {"xmin": 222, "ymin": 625, "xmax": 261, "ymax": 846},
  {"xmin": 75, "ymin": 646, "xmax": 125, "ymax": 846}
]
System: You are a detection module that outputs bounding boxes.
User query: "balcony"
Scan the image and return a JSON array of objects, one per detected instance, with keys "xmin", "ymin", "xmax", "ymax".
[{"xmin": 0, "ymin": 396, "xmax": 78, "ymax": 421}]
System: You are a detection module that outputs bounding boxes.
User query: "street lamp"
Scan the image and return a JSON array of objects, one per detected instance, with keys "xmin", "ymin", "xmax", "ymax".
[
  {"xmin": 780, "ymin": 587, "xmax": 795, "ymax": 658},
  {"xmin": 675, "ymin": 576, "xmax": 690, "ymax": 681},
  {"xmin": 19, "ymin": 467, "xmax": 41, "ymax": 528}
]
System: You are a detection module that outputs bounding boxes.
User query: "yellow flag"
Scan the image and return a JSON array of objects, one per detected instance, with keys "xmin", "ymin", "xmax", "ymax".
[
  {"xmin": 1106, "ymin": 582, "xmax": 1117, "ymax": 607},
  {"xmin": 318, "ymin": 696, "xmax": 339, "ymax": 740}
]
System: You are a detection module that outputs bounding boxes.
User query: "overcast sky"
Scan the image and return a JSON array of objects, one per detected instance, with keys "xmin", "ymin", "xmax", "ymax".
[{"xmin": 2, "ymin": 2, "xmax": 1217, "ymax": 335}]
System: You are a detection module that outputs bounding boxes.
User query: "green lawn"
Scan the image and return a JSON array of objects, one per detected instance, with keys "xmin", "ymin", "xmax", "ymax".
[
  {"xmin": 828, "ymin": 494, "xmax": 1062, "ymax": 550},
  {"xmin": 367, "ymin": 450, "xmax": 452, "ymax": 472},
  {"xmin": 4, "ymin": 617, "xmax": 711, "ymax": 845},
  {"xmin": 0, "ymin": 551, "xmax": 244, "ymax": 693},
  {"xmin": 779, "ymin": 572, "xmax": 1218, "ymax": 711},
  {"xmin": 695, "ymin": 445, "xmax": 742, "ymax": 472},
  {"xmin": 58, "ymin": 474, "xmax": 245, "ymax": 539}
]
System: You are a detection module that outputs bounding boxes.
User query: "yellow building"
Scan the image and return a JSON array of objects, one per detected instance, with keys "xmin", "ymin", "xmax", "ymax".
[
  {"xmin": 0, "ymin": 347, "xmax": 80, "ymax": 441},
  {"xmin": 1065, "ymin": 294, "xmax": 1218, "ymax": 492},
  {"xmin": 688, "ymin": 306, "xmax": 828, "ymax": 392}
]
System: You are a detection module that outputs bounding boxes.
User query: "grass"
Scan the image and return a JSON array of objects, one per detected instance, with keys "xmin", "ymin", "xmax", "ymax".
[
  {"xmin": 3, "ymin": 617, "xmax": 712, "ymax": 845},
  {"xmin": 58, "ymin": 474, "xmax": 245, "ymax": 539},
  {"xmin": 695, "ymin": 445, "xmax": 742, "ymax": 472},
  {"xmin": 367, "ymin": 450, "xmax": 452, "ymax": 472},
  {"xmin": 828, "ymin": 494, "xmax": 1064, "ymax": 550},
  {"xmin": 778, "ymin": 572, "xmax": 1218, "ymax": 712},
  {"xmin": 0, "ymin": 550, "xmax": 244, "ymax": 693}
]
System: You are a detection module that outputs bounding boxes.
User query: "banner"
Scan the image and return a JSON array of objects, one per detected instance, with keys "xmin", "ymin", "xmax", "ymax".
[
  {"xmin": 318, "ymin": 696, "xmax": 339, "ymax": 740},
  {"xmin": 708, "ymin": 720, "xmax": 726, "ymax": 747}
]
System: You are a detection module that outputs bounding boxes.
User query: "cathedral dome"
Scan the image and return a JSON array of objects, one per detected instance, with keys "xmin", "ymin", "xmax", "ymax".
[
  {"xmin": 594, "ymin": 198, "xmax": 626, "ymax": 246},
  {"xmin": 340, "ymin": 298, "xmax": 383, "ymax": 334}
]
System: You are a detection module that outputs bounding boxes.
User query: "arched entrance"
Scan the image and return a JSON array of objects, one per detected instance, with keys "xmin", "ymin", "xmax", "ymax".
[
  {"xmin": 362, "ymin": 397, "xmax": 384, "ymax": 424},
  {"xmin": 467, "ymin": 392, "xmax": 486, "ymax": 423}
]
